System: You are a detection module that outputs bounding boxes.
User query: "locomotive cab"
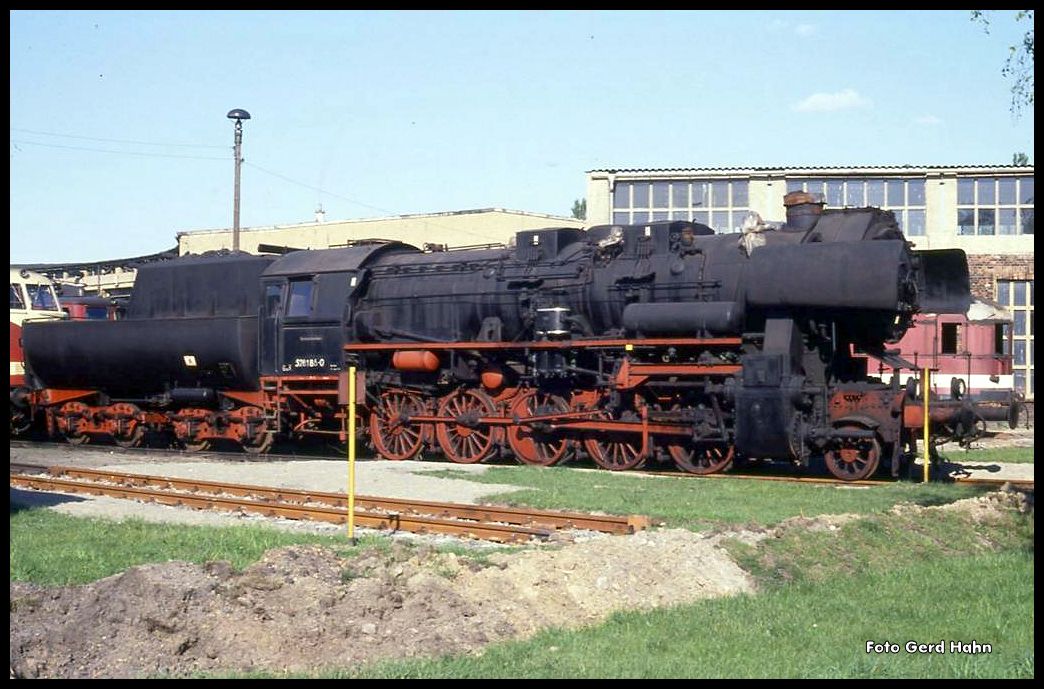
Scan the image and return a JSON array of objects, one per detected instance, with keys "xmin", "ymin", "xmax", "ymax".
[{"xmin": 260, "ymin": 242, "xmax": 418, "ymax": 376}]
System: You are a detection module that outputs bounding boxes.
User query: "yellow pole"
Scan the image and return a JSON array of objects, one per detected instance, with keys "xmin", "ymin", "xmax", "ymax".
[
  {"xmin": 922, "ymin": 367, "xmax": 930, "ymax": 483},
  {"xmin": 348, "ymin": 366, "xmax": 357, "ymax": 544}
]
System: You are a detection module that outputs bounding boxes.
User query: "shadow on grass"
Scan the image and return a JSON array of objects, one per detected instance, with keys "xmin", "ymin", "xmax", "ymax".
[{"xmin": 10, "ymin": 487, "xmax": 88, "ymax": 514}]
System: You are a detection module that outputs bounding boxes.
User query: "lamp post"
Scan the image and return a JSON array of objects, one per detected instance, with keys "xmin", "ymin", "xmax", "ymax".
[{"xmin": 226, "ymin": 108, "xmax": 251, "ymax": 252}]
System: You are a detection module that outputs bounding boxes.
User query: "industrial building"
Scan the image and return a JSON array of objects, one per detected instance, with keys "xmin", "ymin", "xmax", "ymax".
[{"xmin": 176, "ymin": 208, "xmax": 584, "ymax": 255}]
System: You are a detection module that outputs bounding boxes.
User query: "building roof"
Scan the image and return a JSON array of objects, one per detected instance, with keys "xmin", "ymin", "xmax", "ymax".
[
  {"xmin": 588, "ymin": 164, "xmax": 1034, "ymax": 175},
  {"xmin": 12, "ymin": 247, "xmax": 180, "ymax": 276},
  {"xmin": 178, "ymin": 207, "xmax": 582, "ymax": 237}
]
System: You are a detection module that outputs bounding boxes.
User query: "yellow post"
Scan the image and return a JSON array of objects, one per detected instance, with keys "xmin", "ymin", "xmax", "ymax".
[
  {"xmin": 922, "ymin": 367, "xmax": 930, "ymax": 483},
  {"xmin": 347, "ymin": 366, "xmax": 357, "ymax": 544}
]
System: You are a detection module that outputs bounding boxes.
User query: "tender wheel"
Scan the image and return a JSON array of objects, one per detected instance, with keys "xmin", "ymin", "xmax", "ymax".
[
  {"xmin": 370, "ymin": 390, "xmax": 427, "ymax": 460},
  {"xmin": 233, "ymin": 406, "xmax": 274, "ymax": 456},
  {"xmin": 668, "ymin": 442, "xmax": 734, "ymax": 475},
  {"xmin": 824, "ymin": 425, "xmax": 881, "ymax": 481},
  {"xmin": 174, "ymin": 408, "xmax": 213, "ymax": 453},
  {"xmin": 507, "ymin": 391, "xmax": 571, "ymax": 466},
  {"xmin": 181, "ymin": 439, "xmax": 212, "ymax": 453},
  {"xmin": 583, "ymin": 411, "xmax": 645, "ymax": 471},
  {"xmin": 109, "ymin": 403, "xmax": 145, "ymax": 449},
  {"xmin": 11, "ymin": 404, "xmax": 32, "ymax": 436},
  {"xmin": 242, "ymin": 434, "xmax": 275, "ymax": 455},
  {"xmin": 435, "ymin": 389, "xmax": 497, "ymax": 464},
  {"xmin": 57, "ymin": 401, "xmax": 91, "ymax": 446}
]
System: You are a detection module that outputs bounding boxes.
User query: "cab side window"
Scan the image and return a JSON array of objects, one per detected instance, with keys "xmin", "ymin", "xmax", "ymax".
[
  {"xmin": 264, "ymin": 284, "xmax": 283, "ymax": 317},
  {"xmin": 286, "ymin": 280, "xmax": 314, "ymax": 317}
]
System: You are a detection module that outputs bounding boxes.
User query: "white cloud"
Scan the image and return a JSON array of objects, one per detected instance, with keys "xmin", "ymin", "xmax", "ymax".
[
  {"xmin": 770, "ymin": 20, "xmax": 818, "ymax": 37},
  {"xmin": 792, "ymin": 89, "xmax": 872, "ymax": 113},
  {"xmin": 914, "ymin": 114, "xmax": 943, "ymax": 125}
]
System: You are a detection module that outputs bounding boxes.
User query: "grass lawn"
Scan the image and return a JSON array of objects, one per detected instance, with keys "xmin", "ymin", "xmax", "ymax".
[
  {"xmin": 935, "ymin": 445, "xmax": 1034, "ymax": 464},
  {"xmin": 419, "ymin": 465, "xmax": 992, "ymax": 530},
  {"xmin": 8, "ymin": 506, "xmax": 383, "ymax": 586},
  {"xmin": 12, "ymin": 462, "xmax": 1032, "ymax": 678},
  {"xmin": 289, "ymin": 504, "xmax": 1034, "ymax": 679},
  {"xmin": 342, "ymin": 551, "xmax": 1033, "ymax": 679}
]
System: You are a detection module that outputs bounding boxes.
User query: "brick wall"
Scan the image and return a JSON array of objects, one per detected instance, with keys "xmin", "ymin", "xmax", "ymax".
[{"xmin": 966, "ymin": 254, "xmax": 1035, "ymax": 301}]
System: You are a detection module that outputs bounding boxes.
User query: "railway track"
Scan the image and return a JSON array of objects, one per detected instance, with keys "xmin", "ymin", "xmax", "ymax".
[
  {"xmin": 620, "ymin": 467, "xmax": 1034, "ymax": 489},
  {"xmin": 8, "ymin": 439, "xmax": 340, "ymax": 464},
  {"xmin": 10, "ymin": 440, "xmax": 1032, "ymax": 489},
  {"xmin": 9, "ymin": 464, "xmax": 650, "ymax": 543}
]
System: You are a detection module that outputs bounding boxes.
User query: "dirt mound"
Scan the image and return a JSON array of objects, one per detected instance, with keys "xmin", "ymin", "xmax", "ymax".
[
  {"xmin": 10, "ymin": 530, "xmax": 751, "ymax": 678},
  {"xmin": 890, "ymin": 484, "xmax": 1034, "ymax": 520}
]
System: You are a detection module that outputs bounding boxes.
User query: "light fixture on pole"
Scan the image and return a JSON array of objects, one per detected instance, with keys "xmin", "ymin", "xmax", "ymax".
[{"xmin": 226, "ymin": 108, "xmax": 251, "ymax": 252}]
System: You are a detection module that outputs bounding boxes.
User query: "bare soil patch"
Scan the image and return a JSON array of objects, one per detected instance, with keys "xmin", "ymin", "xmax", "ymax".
[{"xmin": 10, "ymin": 529, "xmax": 752, "ymax": 678}]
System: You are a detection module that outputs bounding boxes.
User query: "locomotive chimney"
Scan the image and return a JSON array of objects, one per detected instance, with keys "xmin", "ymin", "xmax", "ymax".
[{"xmin": 783, "ymin": 191, "xmax": 825, "ymax": 232}]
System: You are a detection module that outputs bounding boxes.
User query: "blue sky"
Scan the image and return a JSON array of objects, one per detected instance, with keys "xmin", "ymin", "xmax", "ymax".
[{"xmin": 10, "ymin": 10, "xmax": 1035, "ymax": 263}]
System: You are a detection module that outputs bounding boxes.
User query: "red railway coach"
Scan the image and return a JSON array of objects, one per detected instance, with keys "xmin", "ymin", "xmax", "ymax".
[
  {"xmin": 864, "ymin": 299, "xmax": 1025, "ymax": 430},
  {"xmin": 10, "ymin": 268, "xmax": 65, "ymax": 433},
  {"xmin": 58, "ymin": 294, "xmax": 121, "ymax": 321}
]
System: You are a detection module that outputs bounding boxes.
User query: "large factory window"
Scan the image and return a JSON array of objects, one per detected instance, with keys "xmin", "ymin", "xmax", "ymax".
[
  {"xmin": 786, "ymin": 177, "xmax": 927, "ymax": 235},
  {"xmin": 612, "ymin": 179, "xmax": 749, "ymax": 232},
  {"xmin": 958, "ymin": 176, "xmax": 1034, "ymax": 236},
  {"xmin": 997, "ymin": 279, "xmax": 1034, "ymax": 399}
]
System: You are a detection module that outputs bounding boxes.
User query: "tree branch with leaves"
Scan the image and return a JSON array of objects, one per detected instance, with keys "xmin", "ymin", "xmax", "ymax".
[{"xmin": 972, "ymin": 10, "xmax": 1034, "ymax": 117}]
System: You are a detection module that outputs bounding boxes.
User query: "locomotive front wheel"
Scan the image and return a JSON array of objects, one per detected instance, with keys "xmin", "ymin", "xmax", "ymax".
[
  {"xmin": 110, "ymin": 403, "xmax": 145, "ymax": 449},
  {"xmin": 507, "ymin": 391, "xmax": 572, "ymax": 466},
  {"xmin": 435, "ymin": 389, "xmax": 497, "ymax": 464},
  {"xmin": 371, "ymin": 390, "xmax": 427, "ymax": 461},
  {"xmin": 667, "ymin": 443, "xmax": 734, "ymax": 475},
  {"xmin": 824, "ymin": 426, "xmax": 881, "ymax": 481},
  {"xmin": 583, "ymin": 411, "xmax": 645, "ymax": 471}
]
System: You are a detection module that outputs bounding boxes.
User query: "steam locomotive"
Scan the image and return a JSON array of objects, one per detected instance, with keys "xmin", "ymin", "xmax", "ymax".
[{"xmin": 17, "ymin": 192, "xmax": 1003, "ymax": 480}]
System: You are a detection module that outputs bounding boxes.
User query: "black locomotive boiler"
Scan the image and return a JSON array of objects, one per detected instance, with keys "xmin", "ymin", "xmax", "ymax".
[
  {"xmin": 345, "ymin": 191, "xmax": 973, "ymax": 479},
  {"xmin": 18, "ymin": 192, "xmax": 983, "ymax": 480}
]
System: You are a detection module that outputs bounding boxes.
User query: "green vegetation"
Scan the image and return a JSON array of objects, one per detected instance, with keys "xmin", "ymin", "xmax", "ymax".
[
  {"xmin": 421, "ymin": 466, "xmax": 990, "ymax": 530},
  {"xmin": 936, "ymin": 445, "xmax": 1034, "ymax": 464},
  {"xmin": 342, "ymin": 551, "xmax": 1032, "ymax": 679},
  {"xmin": 251, "ymin": 502, "xmax": 1031, "ymax": 679},
  {"xmin": 8, "ymin": 508, "xmax": 384, "ymax": 586},
  {"xmin": 725, "ymin": 505, "xmax": 1033, "ymax": 590}
]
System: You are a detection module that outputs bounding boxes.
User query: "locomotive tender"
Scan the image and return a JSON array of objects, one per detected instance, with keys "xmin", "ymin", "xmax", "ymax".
[{"xmin": 18, "ymin": 192, "xmax": 984, "ymax": 479}]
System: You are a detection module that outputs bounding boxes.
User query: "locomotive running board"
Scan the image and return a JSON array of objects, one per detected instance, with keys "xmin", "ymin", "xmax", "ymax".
[{"xmin": 345, "ymin": 337, "xmax": 741, "ymax": 352}]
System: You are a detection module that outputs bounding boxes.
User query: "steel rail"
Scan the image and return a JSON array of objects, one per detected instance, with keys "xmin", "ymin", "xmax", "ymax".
[
  {"xmin": 23, "ymin": 465, "xmax": 648, "ymax": 534},
  {"xmin": 9, "ymin": 472, "xmax": 554, "ymax": 543},
  {"xmin": 10, "ymin": 442, "xmax": 1031, "ymax": 490}
]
